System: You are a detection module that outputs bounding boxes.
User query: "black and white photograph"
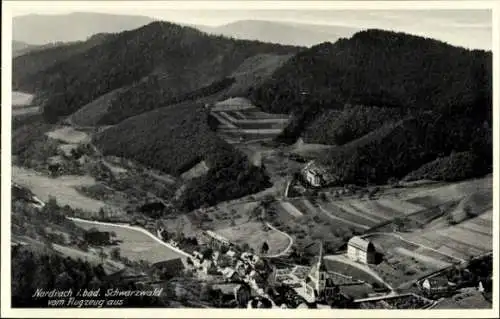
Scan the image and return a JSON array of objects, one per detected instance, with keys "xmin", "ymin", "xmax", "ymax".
[{"xmin": 1, "ymin": 0, "xmax": 497, "ymax": 317}]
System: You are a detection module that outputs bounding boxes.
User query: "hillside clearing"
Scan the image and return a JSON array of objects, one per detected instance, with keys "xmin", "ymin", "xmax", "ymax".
[
  {"xmin": 12, "ymin": 166, "xmax": 106, "ymax": 213},
  {"xmin": 46, "ymin": 126, "xmax": 91, "ymax": 144},
  {"xmin": 71, "ymin": 218, "xmax": 188, "ymax": 264}
]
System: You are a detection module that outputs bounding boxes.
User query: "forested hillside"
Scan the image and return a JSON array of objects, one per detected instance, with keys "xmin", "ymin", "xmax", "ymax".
[
  {"xmin": 251, "ymin": 29, "xmax": 491, "ymax": 119},
  {"xmin": 249, "ymin": 29, "xmax": 492, "ymax": 185},
  {"xmin": 12, "ymin": 33, "xmax": 115, "ymax": 90},
  {"xmin": 13, "ymin": 21, "xmax": 300, "ymax": 123},
  {"xmin": 93, "ymin": 102, "xmax": 271, "ymax": 210}
]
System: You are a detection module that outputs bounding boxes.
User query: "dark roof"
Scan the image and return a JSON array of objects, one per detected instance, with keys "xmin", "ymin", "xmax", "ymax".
[
  {"xmin": 153, "ymin": 258, "xmax": 185, "ymax": 270},
  {"xmin": 424, "ymin": 276, "xmax": 449, "ymax": 287}
]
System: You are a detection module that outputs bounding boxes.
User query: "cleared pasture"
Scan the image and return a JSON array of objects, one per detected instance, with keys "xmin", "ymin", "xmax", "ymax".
[
  {"xmin": 12, "ymin": 106, "xmax": 40, "ymax": 116},
  {"xmin": 12, "ymin": 166, "xmax": 106, "ymax": 213},
  {"xmin": 12, "ymin": 91, "xmax": 34, "ymax": 106},
  {"xmin": 72, "ymin": 219, "xmax": 187, "ymax": 264},
  {"xmin": 46, "ymin": 126, "xmax": 91, "ymax": 144}
]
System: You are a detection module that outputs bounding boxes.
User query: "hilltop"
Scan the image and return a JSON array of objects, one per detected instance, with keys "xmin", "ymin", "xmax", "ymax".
[
  {"xmin": 250, "ymin": 29, "xmax": 492, "ymax": 185},
  {"xmin": 198, "ymin": 20, "xmax": 358, "ymax": 47},
  {"xmin": 13, "ymin": 21, "xmax": 301, "ymax": 124},
  {"xmin": 13, "ymin": 12, "xmax": 155, "ymax": 45}
]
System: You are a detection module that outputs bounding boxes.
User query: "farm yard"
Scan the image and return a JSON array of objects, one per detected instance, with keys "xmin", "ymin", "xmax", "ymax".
[{"xmin": 210, "ymin": 97, "xmax": 290, "ymax": 143}]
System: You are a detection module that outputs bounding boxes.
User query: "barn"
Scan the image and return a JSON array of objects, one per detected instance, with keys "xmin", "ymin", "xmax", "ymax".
[{"xmin": 347, "ymin": 236, "xmax": 376, "ymax": 264}]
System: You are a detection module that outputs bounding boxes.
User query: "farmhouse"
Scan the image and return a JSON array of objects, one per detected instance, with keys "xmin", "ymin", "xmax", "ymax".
[
  {"xmin": 421, "ymin": 277, "xmax": 457, "ymax": 297},
  {"xmin": 347, "ymin": 236, "xmax": 376, "ymax": 264},
  {"xmin": 301, "ymin": 161, "xmax": 331, "ymax": 187}
]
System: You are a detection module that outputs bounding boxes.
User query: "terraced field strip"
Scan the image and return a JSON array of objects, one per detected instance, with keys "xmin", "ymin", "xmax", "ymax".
[
  {"xmin": 334, "ymin": 201, "xmax": 384, "ymax": 224},
  {"xmin": 347, "ymin": 201, "xmax": 396, "ymax": 221},
  {"xmin": 393, "ymin": 247, "xmax": 452, "ymax": 269},
  {"xmin": 279, "ymin": 201, "xmax": 304, "ymax": 218},
  {"xmin": 317, "ymin": 203, "xmax": 370, "ymax": 230},
  {"xmin": 420, "ymin": 233, "xmax": 483, "ymax": 260},
  {"xmin": 210, "ymin": 112, "xmax": 237, "ymax": 128},
  {"xmin": 414, "ymin": 247, "xmax": 458, "ymax": 265},
  {"xmin": 301, "ymin": 198, "xmax": 320, "ymax": 214},
  {"xmin": 217, "ymin": 111, "xmax": 240, "ymax": 123},
  {"xmin": 236, "ymin": 121, "xmax": 287, "ymax": 130},
  {"xmin": 234, "ymin": 111, "xmax": 248, "ymax": 119},
  {"xmin": 437, "ymin": 228, "xmax": 492, "ymax": 252},
  {"xmin": 375, "ymin": 198, "xmax": 425, "ymax": 215},
  {"xmin": 240, "ymin": 110, "xmax": 290, "ymax": 119},
  {"xmin": 456, "ymin": 223, "xmax": 492, "ymax": 237},
  {"xmin": 322, "ymin": 200, "xmax": 378, "ymax": 228},
  {"xmin": 223, "ymin": 111, "xmax": 246, "ymax": 120},
  {"xmin": 289, "ymin": 199, "xmax": 312, "ymax": 215}
]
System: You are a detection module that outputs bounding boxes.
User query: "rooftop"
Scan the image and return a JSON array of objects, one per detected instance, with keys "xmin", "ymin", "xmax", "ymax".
[{"xmin": 348, "ymin": 236, "xmax": 374, "ymax": 252}]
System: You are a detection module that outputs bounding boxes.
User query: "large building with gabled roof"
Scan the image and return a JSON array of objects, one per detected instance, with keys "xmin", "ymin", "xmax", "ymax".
[{"xmin": 347, "ymin": 236, "xmax": 376, "ymax": 264}]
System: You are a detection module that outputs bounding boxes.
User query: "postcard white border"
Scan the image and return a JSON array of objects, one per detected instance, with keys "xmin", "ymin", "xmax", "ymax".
[{"xmin": 2, "ymin": 1, "xmax": 499, "ymax": 318}]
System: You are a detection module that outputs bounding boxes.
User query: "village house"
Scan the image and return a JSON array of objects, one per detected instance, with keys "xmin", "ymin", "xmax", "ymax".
[
  {"xmin": 421, "ymin": 277, "xmax": 457, "ymax": 298},
  {"xmin": 347, "ymin": 236, "xmax": 376, "ymax": 264}
]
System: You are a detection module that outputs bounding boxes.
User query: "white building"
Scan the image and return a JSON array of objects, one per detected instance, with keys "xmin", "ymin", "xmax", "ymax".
[{"xmin": 347, "ymin": 236, "xmax": 376, "ymax": 264}]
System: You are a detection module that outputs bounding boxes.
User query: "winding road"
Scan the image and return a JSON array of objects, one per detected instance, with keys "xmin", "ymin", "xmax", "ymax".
[{"xmin": 263, "ymin": 222, "xmax": 294, "ymax": 258}]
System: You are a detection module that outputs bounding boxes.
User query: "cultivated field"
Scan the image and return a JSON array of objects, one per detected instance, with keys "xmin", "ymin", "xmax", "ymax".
[
  {"xmin": 72, "ymin": 219, "xmax": 188, "ymax": 264},
  {"xmin": 398, "ymin": 176, "xmax": 493, "ymax": 260},
  {"xmin": 12, "ymin": 166, "xmax": 106, "ymax": 213},
  {"xmin": 45, "ymin": 126, "xmax": 91, "ymax": 144},
  {"xmin": 211, "ymin": 97, "xmax": 290, "ymax": 143},
  {"xmin": 12, "ymin": 91, "xmax": 39, "ymax": 116},
  {"xmin": 12, "ymin": 91, "xmax": 34, "ymax": 106}
]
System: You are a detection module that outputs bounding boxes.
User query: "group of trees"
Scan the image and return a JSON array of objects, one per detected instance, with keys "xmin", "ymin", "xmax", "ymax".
[{"xmin": 94, "ymin": 102, "xmax": 272, "ymax": 211}]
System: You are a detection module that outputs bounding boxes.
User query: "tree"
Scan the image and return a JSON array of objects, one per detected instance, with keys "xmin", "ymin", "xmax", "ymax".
[
  {"xmin": 110, "ymin": 247, "xmax": 121, "ymax": 260},
  {"xmin": 261, "ymin": 242, "xmax": 270, "ymax": 255},
  {"xmin": 202, "ymin": 247, "xmax": 213, "ymax": 260}
]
